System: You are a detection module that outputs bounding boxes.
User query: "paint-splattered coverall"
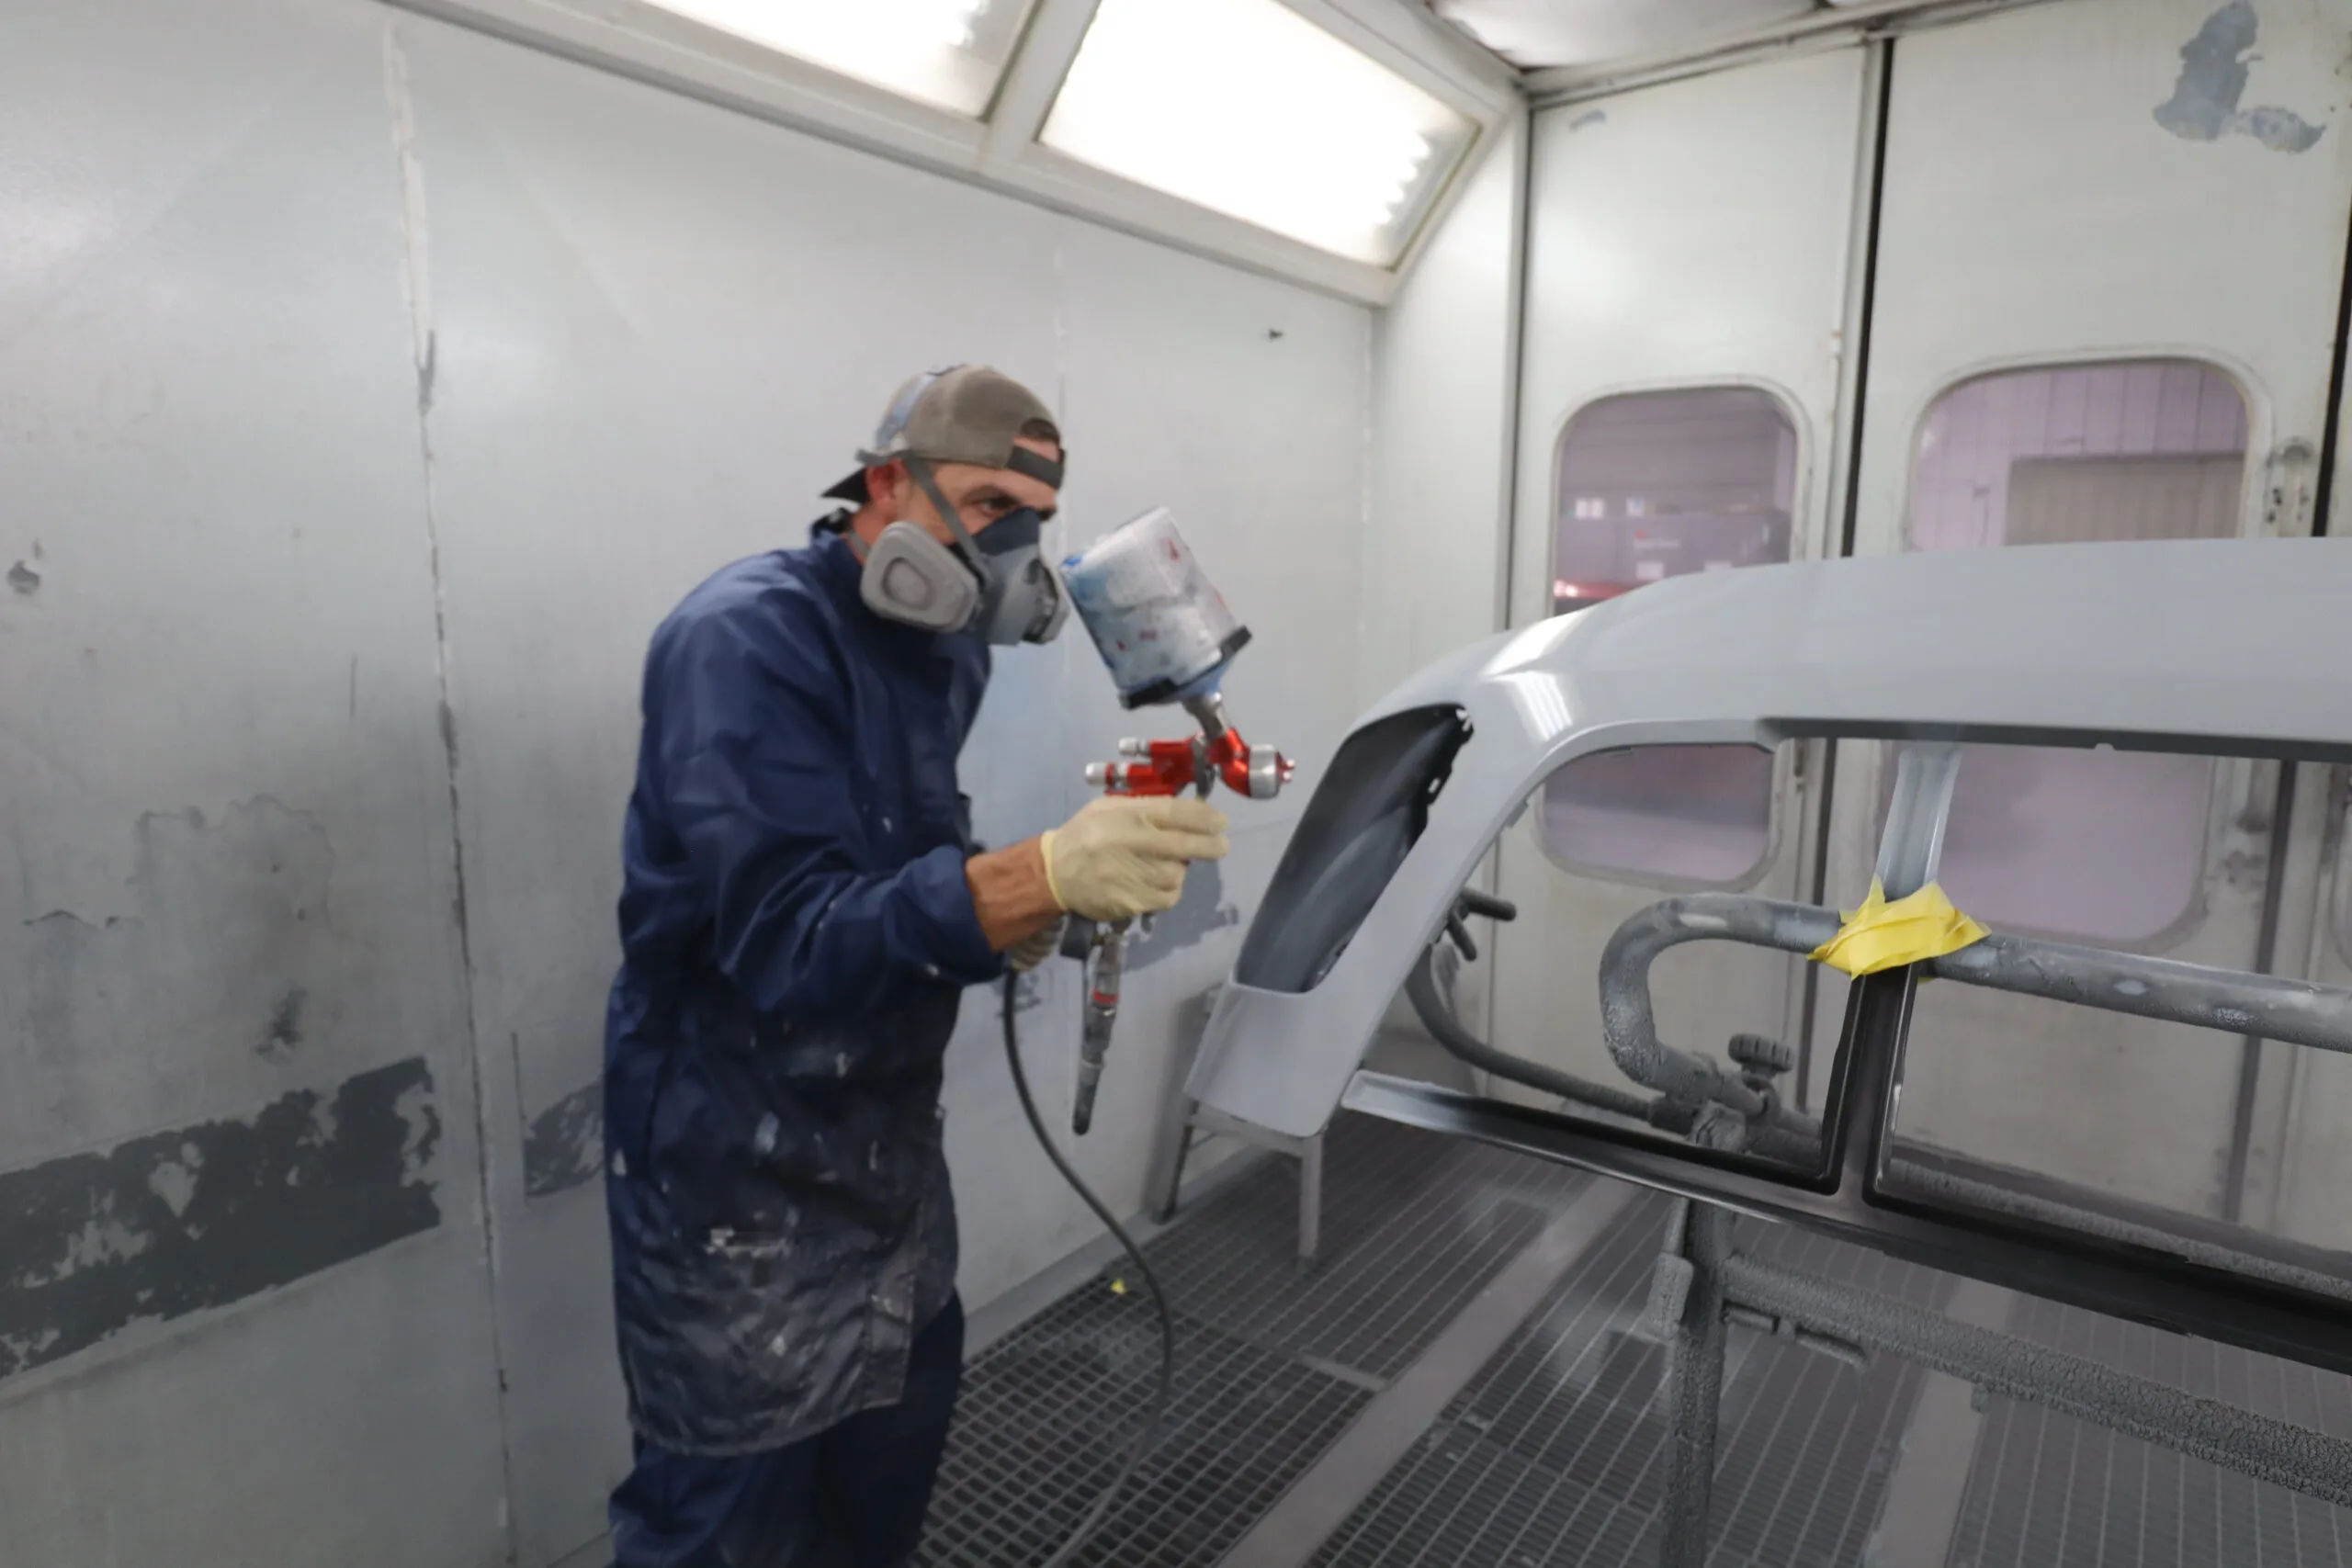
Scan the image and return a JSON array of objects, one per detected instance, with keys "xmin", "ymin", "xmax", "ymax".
[{"xmin": 602, "ymin": 523, "xmax": 1006, "ymax": 1566}]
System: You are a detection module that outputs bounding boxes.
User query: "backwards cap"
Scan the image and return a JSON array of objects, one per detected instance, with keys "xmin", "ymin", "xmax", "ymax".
[{"xmin": 823, "ymin": 365, "xmax": 1067, "ymax": 502}]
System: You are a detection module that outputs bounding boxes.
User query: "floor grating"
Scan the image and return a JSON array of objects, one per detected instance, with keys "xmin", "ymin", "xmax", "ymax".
[
  {"xmin": 1310, "ymin": 1201, "xmax": 1950, "ymax": 1568},
  {"xmin": 1948, "ymin": 1292, "xmax": 2352, "ymax": 1568},
  {"xmin": 918, "ymin": 1112, "xmax": 1589, "ymax": 1567},
  {"xmin": 926, "ymin": 1290, "xmax": 1370, "ymax": 1568},
  {"xmin": 922, "ymin": 1108, "xmax": 2352, "ymax": 1568},
  {"xmin": 1139, "ymin": 1111, "xmax": 1594, "ymax": 1379}
]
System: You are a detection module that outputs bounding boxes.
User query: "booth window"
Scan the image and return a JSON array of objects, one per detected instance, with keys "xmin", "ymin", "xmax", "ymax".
[
  {"xmin": 1542, "ymin": 387, "xmax": 1799, "ymax": 887},
  {"xmin": 1892, "ymin": 359, "xmax": 2249, "ymax": 947}
]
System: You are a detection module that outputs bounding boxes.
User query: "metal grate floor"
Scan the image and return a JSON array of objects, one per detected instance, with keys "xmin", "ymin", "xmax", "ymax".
[
  {"xmin": 1141, "ymin": 1111, "xmax": 1593, "ymax": 1377},
  {"xmin": 924, "ymin": 1109, "xmax": 2352, "ymax": 1568},
  {"xmin": 918, "ymin": 1113, "xmax": 1590, "ymax": 1567},
  {"xmin": 923, "ymin": 1288, "xmax": 1370, "ymax": 1568},
  {"xmin": 1309, "ymin": 1199, "xmax": 1950, "ymax": 1568},
  {"xmin": 1949, "ymin": 1292, "xmax": 2352, "ymax": 1568}
]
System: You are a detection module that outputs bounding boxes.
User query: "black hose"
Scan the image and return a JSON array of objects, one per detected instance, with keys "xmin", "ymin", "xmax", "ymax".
[
  {"xmin": 1001, "ymin": 974, "xmax": 1175, "ymax": 1568},
  {"xmin": 1404, "ymin": 947, "xmax": 1655, "ymax": 1122}
]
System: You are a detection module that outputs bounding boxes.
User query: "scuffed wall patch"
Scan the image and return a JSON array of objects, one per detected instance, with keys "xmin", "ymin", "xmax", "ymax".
[
  {"xmin": 2155, "ymin": 2, "xmax": 2326, "ymax": 152},
  {"xmin": 0, "ymin": 1057, "xmax": 443, "ymax": 1382},
  {"xmin": 523, "ymin": 1080, "xmax": 604, "ymax": 1198},
  {"xmin": 6, "ymin": 560, "xmax": 39, "ymax": 597},
  {"xmin": 259, "ymin": 987, "xmax": 309, "ymax": 1062},
  {"xmin": 16, "ymin": 798, "xmax": 345, "ymax": 1085}
]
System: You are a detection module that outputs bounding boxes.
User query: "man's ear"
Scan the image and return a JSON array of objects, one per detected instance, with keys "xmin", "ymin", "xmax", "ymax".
[{"xmin": 867, "ymin": 460, "xmax": 907, "ymax": 515}]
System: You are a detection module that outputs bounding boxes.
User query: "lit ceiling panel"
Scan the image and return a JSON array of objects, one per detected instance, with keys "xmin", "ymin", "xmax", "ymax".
[
  {"xmin": 1429, "ymin": 0, "xmax": 1820, "ymax": 69},
  {"xmin": 639, "ymin": 0, "xmax": 1037, "ymax": 117},
  {"xmin": 1041, "ymin": 0, "xmax": 1478, "ymax": 267}
]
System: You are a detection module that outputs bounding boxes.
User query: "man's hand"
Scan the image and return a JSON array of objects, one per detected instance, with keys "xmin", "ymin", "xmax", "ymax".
[{"xmin": 1041, "ymin": 796, "xmax": 1229, "ymax": 924}]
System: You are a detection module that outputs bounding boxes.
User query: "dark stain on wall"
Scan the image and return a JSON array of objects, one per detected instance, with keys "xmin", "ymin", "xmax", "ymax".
[
  {"xmin": 523, "ymin": 1080, "xmax": 605, "ymax": 1199},
  {"xmin": 2155, "ymin": 3, "xmax": 2326, "ymax": 152},
  {"xmin": 258, "ymin": 987, "xmax": 309, "ymax": 1061},
  {"xmin": 0, "ymin": 1056, "xmax": 443, "ymax": 1381}
]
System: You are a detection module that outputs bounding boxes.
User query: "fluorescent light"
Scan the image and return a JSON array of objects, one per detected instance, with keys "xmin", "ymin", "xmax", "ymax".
[
  {"xmin": 1040, "ymin": 0, "xmax": 1476, "ymax": 265},
  {"xmin": 639, "ymin": 0, "xmax": 1032, "ymax": 117}
]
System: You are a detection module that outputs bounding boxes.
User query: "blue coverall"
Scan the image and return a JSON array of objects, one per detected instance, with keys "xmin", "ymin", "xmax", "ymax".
[{"xmin": 603, "ymin": 519, "xmax": 1009, "ymax": 1566}]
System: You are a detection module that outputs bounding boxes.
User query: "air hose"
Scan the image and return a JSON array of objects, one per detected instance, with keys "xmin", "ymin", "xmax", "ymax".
[{"xmin": 1000, "ymin": 974, "xmax": 1176, "ymax": 1568}]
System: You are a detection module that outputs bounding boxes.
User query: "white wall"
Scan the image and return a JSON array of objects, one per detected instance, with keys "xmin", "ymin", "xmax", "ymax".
[
  {"xmin": 0, "ymin": 1, "xmax": 1375, "ymax": 1562},
  {"xmin": 1360, "ymin": 113, "xmax": 1527, "ymax": 712},
  {"xmin": 1353, "ymin": 113, "xmax": 1526, "ymax": 1049}
]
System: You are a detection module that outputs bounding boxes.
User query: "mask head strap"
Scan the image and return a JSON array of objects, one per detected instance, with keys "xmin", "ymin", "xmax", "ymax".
[
  {"xmin": 903, "ymin": 454, "xmax": 988, "ymax": 568},
  {"xmin": 1005, "ymin": 446, "xmax": 1065, "ymax": 491}
]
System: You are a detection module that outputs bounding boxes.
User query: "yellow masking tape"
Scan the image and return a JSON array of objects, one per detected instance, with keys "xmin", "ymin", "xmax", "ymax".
[{"xmin": 1807, "ymin": 879, "xmax": 1989, "ymax": 978}]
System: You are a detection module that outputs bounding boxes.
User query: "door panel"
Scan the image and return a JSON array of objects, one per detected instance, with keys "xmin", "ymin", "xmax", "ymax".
[
  {"xmin": 1826, "ymin": 0, "xmax": 2352, "ymax": 1221},
  {"xmin": 1496, "ymin": 50, "xmax": 1868, "ymax": 1101}
]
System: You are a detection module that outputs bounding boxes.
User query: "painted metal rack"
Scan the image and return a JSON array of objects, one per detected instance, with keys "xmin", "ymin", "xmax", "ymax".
[{"xmin": 1353, "ymin": 741, "xmax": 2352, "ymax": 1568}]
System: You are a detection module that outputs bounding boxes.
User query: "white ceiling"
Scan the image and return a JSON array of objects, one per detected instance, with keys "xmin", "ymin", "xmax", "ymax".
[{"xmin": 1424, "ymin": 0, "xmax": 1839, "ymax": 68}]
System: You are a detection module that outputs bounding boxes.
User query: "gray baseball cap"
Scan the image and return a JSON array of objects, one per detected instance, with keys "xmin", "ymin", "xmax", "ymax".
[{"xmin": 823, "ymin": 365, "xmax": 1067, "ymax": 502}]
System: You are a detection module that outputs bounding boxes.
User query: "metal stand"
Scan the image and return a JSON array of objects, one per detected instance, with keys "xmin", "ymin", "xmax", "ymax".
[
  {"xmin": 1154, "ymin": 1098, "xmax": 1323, "ymax": 1266},
  {"xmin": 1348, "ymin": 737, "xmax": 2352, "ymax": 1562},
  {"xmin": 1148, "ymin": 986, "xmax": 1322, "ymax": 1265},
  {"xmin": 1655, "ymin": 1201, "xmax": 1732, "ymax": 1568}
]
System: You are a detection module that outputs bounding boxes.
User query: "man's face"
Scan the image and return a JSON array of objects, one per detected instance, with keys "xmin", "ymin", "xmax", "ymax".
[{"xmin": 871, "ymin": 434, "xmax": 1061, "ymax": 546}]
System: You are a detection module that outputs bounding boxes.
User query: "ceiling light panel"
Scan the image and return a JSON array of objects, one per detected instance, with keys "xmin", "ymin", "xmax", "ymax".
[
  {"xmin": 1430, "ymin": 0, "xmax": 1815, "ymax": 69},
  {"xmin": 1040, "ymin": 0, "xmax": 1477, "ymax": 266},
  {"xmin": 639, "ymin": 0, "xmax": 1037, "ymax": 117}
]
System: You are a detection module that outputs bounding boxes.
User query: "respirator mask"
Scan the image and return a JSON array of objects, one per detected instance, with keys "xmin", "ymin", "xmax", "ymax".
[
  {"xmin": 855, "ymin": 455, "xmax": 1069, "ymax": 647},
  {"xmin": 828, "ymin": 365, "xmax": 1070, "ymax": 648}
]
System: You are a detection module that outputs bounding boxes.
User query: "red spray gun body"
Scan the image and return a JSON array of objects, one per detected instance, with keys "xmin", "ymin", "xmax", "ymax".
[
  {"xmin": 1064, "ymin": 694, "xmax": 1294, "ymax": 1135},
  {"xmin": 1084, "ymin": 693, "xmax": 1295, "ymax": 803},
  {"xmin": 1057, "ymin": 507, "xmax": 1296, "ymax": 1136}
]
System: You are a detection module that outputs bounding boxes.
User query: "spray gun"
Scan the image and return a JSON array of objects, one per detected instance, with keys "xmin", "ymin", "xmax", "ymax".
[{"xmin": 1057, "ymin": 507, "xmax": 1295, "ymax": 1135}]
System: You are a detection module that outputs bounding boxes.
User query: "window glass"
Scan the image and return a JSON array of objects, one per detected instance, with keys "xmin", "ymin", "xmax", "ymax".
[
  {"xmin": 1543, "ymin": 388, "xmax": 1797, "ymax": 886},
  {"xmin": 1878, "ymin": 747, "xmax": 2330, "ymax": 1257},
  {"xmin": 1544, "ymin": 745, "xmax": 1779, "ymax": 887},
  {"xmin": 1894, "ymin": 360, "xmax": 2247, "ymax": 946}
]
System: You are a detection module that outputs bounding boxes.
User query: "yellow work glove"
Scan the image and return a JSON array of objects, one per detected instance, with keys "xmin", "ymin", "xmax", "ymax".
[
  {"xmin": 1008, "ymin": 918, "xmax": 1065, "ymax": 974},
  {"xmin": 1039, "ymin": 796, "xmax": 1230, "ymax": 924}
]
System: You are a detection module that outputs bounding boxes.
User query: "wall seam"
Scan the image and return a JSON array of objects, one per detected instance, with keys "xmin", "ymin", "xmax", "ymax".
[
  {"xmin": 1357, "ymin": 300, "xmax": 1378, "ymax": 716},
  {"xmin": 383, "ymin": 21, "xmax": 524, "ymax": 1565},
  {"xmin": 1479, "ymin": 105, "xmax": 1535, "ymax": 1077}
]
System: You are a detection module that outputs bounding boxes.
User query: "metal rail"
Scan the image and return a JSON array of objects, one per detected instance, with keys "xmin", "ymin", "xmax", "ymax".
[
  {"xmin": 1363, "ymin": 840, "xmax": 2352, "ymax": 1567},
  {"xmin": 1721, "ymin": 1251, "xmax": 2352, "ymax": 1509}
]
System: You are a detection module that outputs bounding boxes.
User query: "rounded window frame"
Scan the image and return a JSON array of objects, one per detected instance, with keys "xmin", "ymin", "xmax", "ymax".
[
  {"xmin": 1888, "ymin": 351, "xmax": 2267, "ymax": 956},
  {"xmin": 1533, "ymin": 378, "xmax": 1814, "ymax": 895}
]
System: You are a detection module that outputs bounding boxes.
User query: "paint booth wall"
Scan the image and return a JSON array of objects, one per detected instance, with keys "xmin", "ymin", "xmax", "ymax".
[
  {"xmin": 1360, "ymin": 113, "xmax": 1522, "ymax": 715},
  {"xmin": 0, "ymin": 2, "xmax": 1376, "ymax": 1563}
]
